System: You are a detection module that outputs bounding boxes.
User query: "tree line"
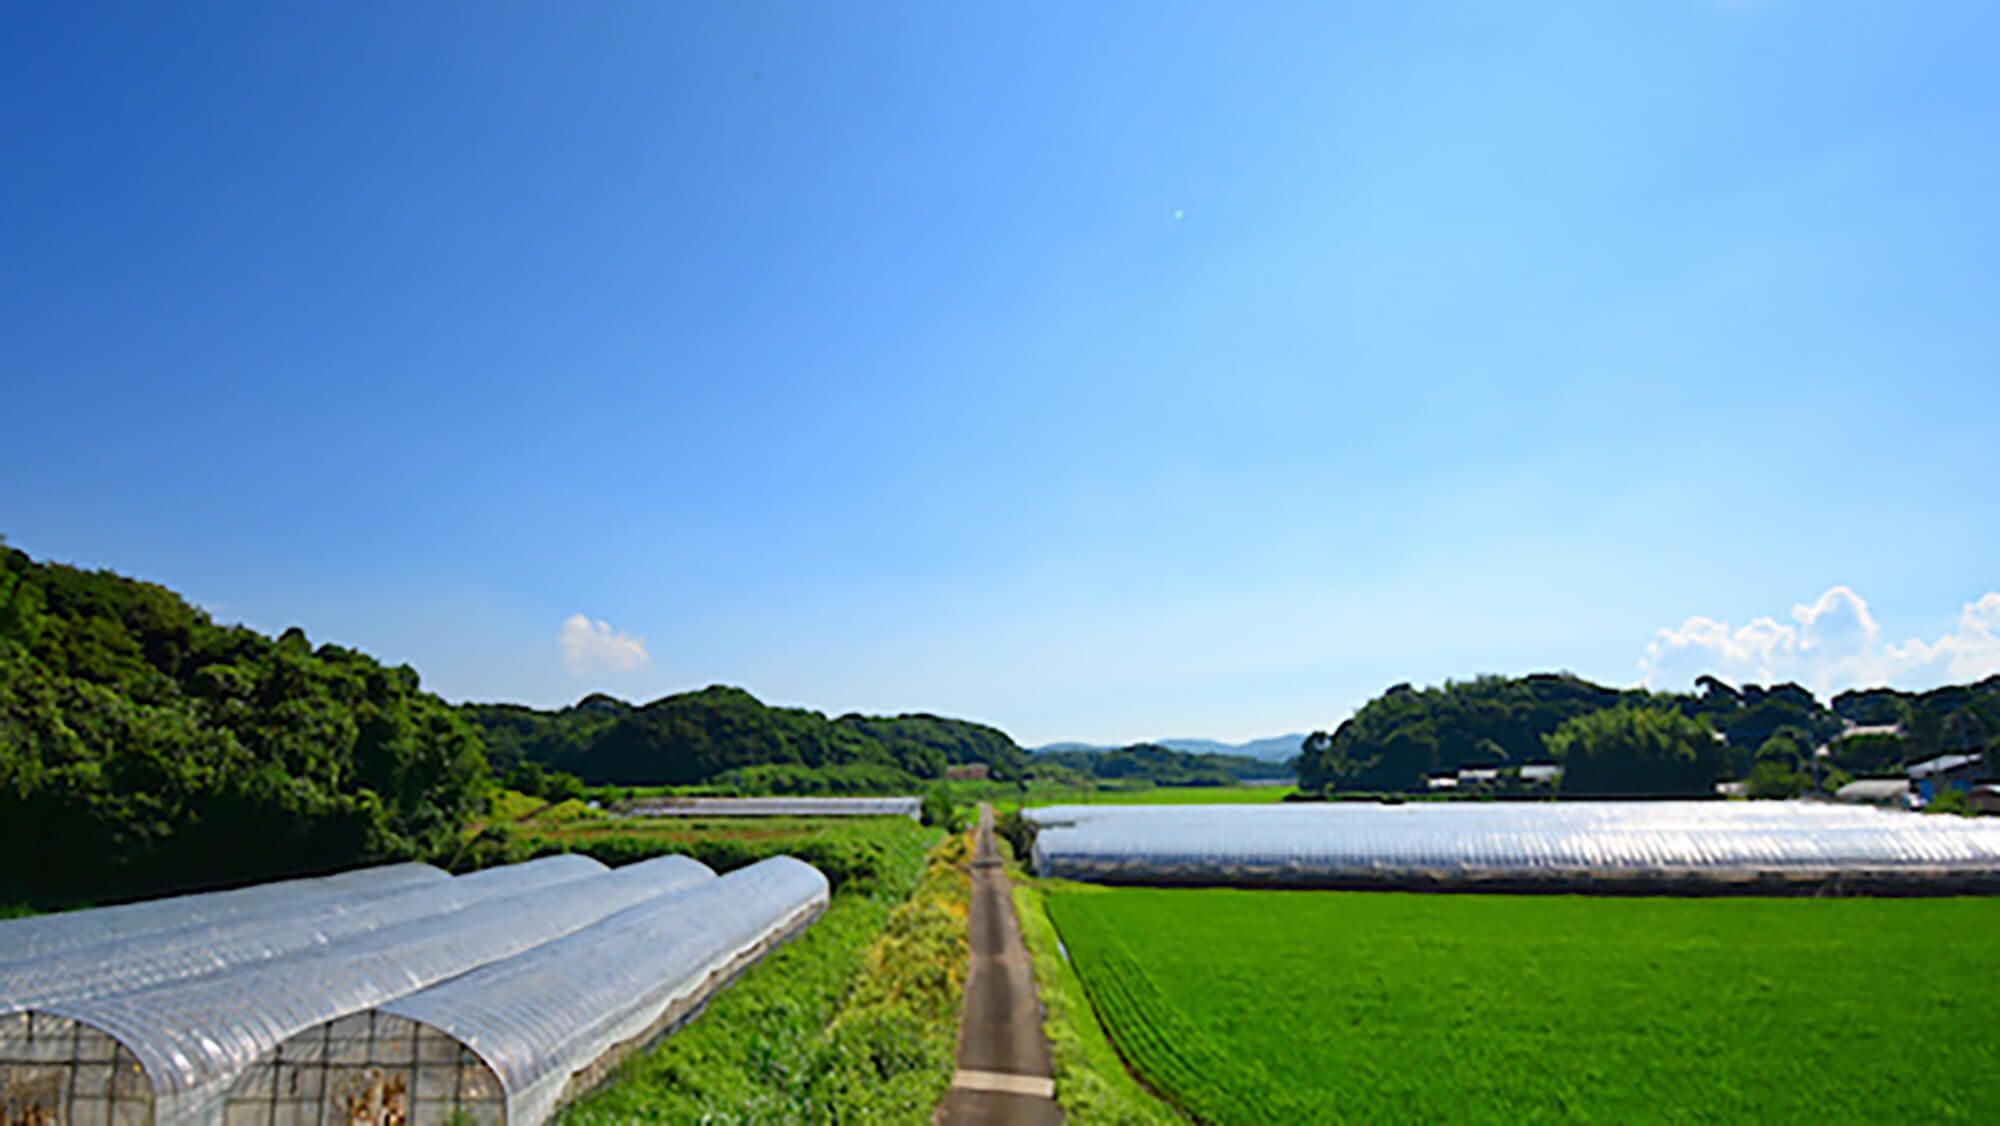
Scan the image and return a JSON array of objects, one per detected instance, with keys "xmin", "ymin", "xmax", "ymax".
[
  {"xmin": 0, "ymin": 545, "xmax": 487, "ymax": 905},
  {"xmin": 0, "ymin": 545, "xmax": 1028, "ymax": 907},
  {"xmin": 1296, "ymin": 671, "xmax": 2000, "ymax": 798}
]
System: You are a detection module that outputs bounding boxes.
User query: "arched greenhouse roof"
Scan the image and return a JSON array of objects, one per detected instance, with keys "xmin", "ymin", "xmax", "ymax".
[
  {"xmin": 0, "ymin": 862, "xmax": 447, "ymax": 964},
  {"xmin": 32, "ymin": 854, "xmax": 716, "ymax": 1122},
  {"xmin": 0, "ymin": 855, "xmax": 604, "ymax": 1013},
  {"xmin": 1027, "ymin": 801, "xmax": 2000, "ymax": 887},
  {"xmin": 375, "ymin": 855, "xmax": 828, "ymax": 1125}
]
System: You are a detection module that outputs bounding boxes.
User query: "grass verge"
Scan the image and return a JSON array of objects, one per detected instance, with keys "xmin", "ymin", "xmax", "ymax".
[
  {"xmin": 1012, "ymin": 879, "xmax": 1184, "ymax": 1124},
  {"xmin": 558, "ymin": 828, "xmax": 971, "ymax": 1123}
]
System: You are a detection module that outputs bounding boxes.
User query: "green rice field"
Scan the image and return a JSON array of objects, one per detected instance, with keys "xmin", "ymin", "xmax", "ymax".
[{"xmin": 1045, "ymin": 885, "xmax": 2000, "ymax": 1123}]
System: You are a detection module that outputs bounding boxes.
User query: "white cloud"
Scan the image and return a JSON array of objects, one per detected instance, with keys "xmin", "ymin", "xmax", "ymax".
[
  {"xmin": 1639, "ymin": 587, "xmax": 2000, "ymax": 696},
  {"xmin": 559, "ymin": 613, "xmax": 650, "ymax": 676}
]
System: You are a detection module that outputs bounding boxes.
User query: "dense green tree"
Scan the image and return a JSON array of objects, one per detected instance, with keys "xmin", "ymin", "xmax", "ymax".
[
  {"xmin": 0, "ymin": 545, "xmax": 488, "ymax": 905},
  {"xmin": 1547, "ymin": 705, "xmax": 1725, "ymax": 797},
  {"xmin": 1297, "ymin": 730, "xmax": 1379, "ymax": 789},
  {"xmin": 1297, "ymin": 674, "xmax": 1639, "ymax": 792},
  {"xmin": 462, "ymin": 686, "xmax": 1028, "ymax": 788},
  {"xmin": 1029, "ymin": 743, "xmax": 1287, "ymax": 787}
]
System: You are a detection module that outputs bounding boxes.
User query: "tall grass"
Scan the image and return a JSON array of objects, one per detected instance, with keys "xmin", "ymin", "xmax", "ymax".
[{"xmin": 558, "ymin": 829, "xmax": 970, "ymax": 1123}]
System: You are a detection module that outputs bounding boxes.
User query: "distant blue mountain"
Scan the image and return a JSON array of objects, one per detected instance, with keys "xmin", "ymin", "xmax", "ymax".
[{"xmin": 1033, "ymin": 734, "xmax": 1307, "ymax": 762}]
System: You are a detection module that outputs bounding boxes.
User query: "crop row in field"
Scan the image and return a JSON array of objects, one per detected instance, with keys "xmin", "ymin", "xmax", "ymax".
[{"xmin": 1046, "ymin": 885, "xmax": 2000, "ymax": 1123}]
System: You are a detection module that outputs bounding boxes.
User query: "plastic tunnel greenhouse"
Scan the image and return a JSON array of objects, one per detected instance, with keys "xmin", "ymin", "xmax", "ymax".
[
  {"xmin": 0, "ymin": 863, "xmax": 447, "ymax": 966},
  {"xmin": 621, "ymin": 795, "xmax": 922, "ymax": 819},
  {"xmin": 0, "ymin": 855, "xmax": 716, "ymax": 1125},
  {"xmin": 0, "ymin": 856, "xmax": 607, "ymax": 1015},
  {"xmin": 1026, "ymin": 801, "xmax": 2000, "ymax": 892},
  {"xmin": 224, "ymin": 856, "xmax": 830, "ymax": 1126}
]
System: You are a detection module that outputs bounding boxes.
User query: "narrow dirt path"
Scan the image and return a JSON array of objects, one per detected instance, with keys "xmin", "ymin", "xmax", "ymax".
[{"xmin": 937, "ymin": 803, "xmax": 1063, "ymax": 1125}]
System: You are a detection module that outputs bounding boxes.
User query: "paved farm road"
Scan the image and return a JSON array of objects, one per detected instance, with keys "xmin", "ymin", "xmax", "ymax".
[{"xmin": 936, "ymin": 803, "xmax": 1063, "ymax": 1125}]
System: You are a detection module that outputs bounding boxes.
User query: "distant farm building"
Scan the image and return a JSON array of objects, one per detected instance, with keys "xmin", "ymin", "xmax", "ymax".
[
  {"xmin": 1834, "ymin": 778, "xmax": 1911, "ymax": 809},
  {"xmin": 1908, "ymin": 753, "xmax": 1988, "ymax": 807},
  {"xmin": 945, "ymin": 763, "xmax": 991, "ymax": 782}
]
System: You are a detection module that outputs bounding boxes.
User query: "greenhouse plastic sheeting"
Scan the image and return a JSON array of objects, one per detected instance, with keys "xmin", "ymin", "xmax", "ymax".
[
  {"xmin": 1027, "ymin": 802, "xmax": 2000, "ymax": 888},
  {"xmin": 31, "ymin": 854, "xmax": 716, "ymax": 1124},
  {"xmin": 0, "ymin": 855, "xmax": 605, "ymax": 1013},
  {"xmin": 0, "ymin": 862, "xmax": 447, "ymax": 965},
  {"xmin": 364, "ymin": 855, "xmax": 828, "ymax": 1126},
  {"xmin": 622, "ymin": 796, "xmax": 921, "ymax": 819}
]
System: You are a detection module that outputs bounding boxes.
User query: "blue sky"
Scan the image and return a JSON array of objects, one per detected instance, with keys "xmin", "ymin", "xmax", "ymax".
[{"xmin": 4, "ymin": 3, "xmax": 1997, "ymax": 745}]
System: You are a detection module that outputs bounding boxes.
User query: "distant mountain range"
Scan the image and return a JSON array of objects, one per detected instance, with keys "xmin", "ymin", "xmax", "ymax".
[{"xmin": 1035, "ymin": 734, "xmax": 1307, "ymax": 763}]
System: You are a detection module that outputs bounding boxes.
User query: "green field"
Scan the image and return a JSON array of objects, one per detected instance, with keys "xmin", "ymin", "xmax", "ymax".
[{"xmin": 1046, "ymin": 885, "xmax": 1999, "ymax": 1123}]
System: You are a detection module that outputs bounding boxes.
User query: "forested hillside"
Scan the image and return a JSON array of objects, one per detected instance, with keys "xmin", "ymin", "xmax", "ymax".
[
  {"xmin": 1031, "ymin": 743, "xmax": 1292, "ymax": 786},
  {"xmin": 1298, "ymin": 672, "xmax": 2000, "ymax": 796},
  {"xmin": 0, "ymin": 544, "xmax": 488, "ymax": 904},
  {"xmin": 461, "ymin": 686, "xmax": 1026, "ymax": 788}
]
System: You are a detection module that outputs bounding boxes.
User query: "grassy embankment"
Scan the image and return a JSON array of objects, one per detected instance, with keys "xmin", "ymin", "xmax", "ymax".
[
  {"xmin": 1048, "ymin": 886, "xmax": 2000, "ymax": 1123},
  {"xmin": 1002, "ymin": 831, "xmax": 1184, "ymax": 1125},
  {"xmin": 556, "ymin": 821, "xmax": 972, "ymax": 1123}
]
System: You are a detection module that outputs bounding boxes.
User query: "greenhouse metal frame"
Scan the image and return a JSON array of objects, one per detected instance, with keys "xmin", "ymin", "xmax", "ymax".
[{"xmin": 223, "ymin": 856, "xmax": 830, "ymax": 1126}]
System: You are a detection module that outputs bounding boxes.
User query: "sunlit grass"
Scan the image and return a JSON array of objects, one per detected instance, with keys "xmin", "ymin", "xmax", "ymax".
[{"xmin": 1050, "ymin": 886, "xmax": 1999, "ymax": 1123}]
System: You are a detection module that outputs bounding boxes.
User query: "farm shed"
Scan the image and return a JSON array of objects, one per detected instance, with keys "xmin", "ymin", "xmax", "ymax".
[
  {"xmin": 1908, "ymin": 752, "xmax": 1987, "ymax": 805},
  {"xmin": 0, "ymin": 863, "xmax": 447, "ymax": 966},
  {"xmin": 0, "ymin": 857, "xmax": 605, "ymax": 1015},
  {"xmin": 223, "ymin": 856, "xmax": 830, "ymax": 1126},
  {"xmin": 620, "ymin": 795, "xmax": 922, "ymax": 819},
  {"xmin": 1834, "ymin": 779, "xmax": 1911, "ymax": 809},
  {"xmin": 1025, "ymin": 801, "xmax": 2000, "ymax": 893},
  {"xmin": 0, "ymin": 856, "xmax": 715, "ymax": 1124}
]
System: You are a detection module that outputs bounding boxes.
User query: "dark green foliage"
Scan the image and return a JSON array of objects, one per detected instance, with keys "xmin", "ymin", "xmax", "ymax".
[
  {"xmin": 1298, "ymin": 672, "xmax": 2000, "ymax": 797},
  {"xmin": 1828, "ymin": 731, "xmax": 1907, "ymax": 775},
  {"xmin": 462, "ymin": 687, "xmax": 1026, "ymax": 788},
  {"xmin": 501, "ymin": 760, "xmax": 586, "ymax": 802},
  {"xmin": 0, "ymin": 546, "xmax": 488, "ymax": 905},
  {"xmin": 1835, "ymin": 678, "xmax": 2000, "ymax": 760},
  {"xmin": 1745, "ymin": 759, "xmax": 1813, "ymax": 799},
  {"xmin": 994, "ymin": 806, "xmax": 1038, "ymax": 861},
  {"xmin": 919, "ymin": 788, "xmax": 964, "ymax": 833},
  {"xmin": 1298, "ymin": 674, "xmax": 1638, "ymax": 793},
  {"xmin": 1923, "ymin": 786, "xmax": 1977, "ymax": 817},
  {"xmin": 835, "ymin": 712, "xmax": 1028, "ymax": 781},
  {"xmin": 1032, "ymin": 743, "xmax": 1290, "ymax": 786},
  {"xmin": 1548, "ymin": 705, "xmax": 1725, "ymax": 797},
  {"xmin": 462, "ymin": 694, "xmax": 628, "ymax": 773},
  {"xmin": 716, "ymin": 761, "xmax": 919, "ymax": 796}
]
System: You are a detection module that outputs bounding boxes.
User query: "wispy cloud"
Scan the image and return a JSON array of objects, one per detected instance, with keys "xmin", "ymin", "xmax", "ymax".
[
  {"xmin": 1640, "ymin": 587, "xmax": 2000, "ymax": 695},
  {"xmin": 559, "ymin": 613, "xmax": 650, "ymax": 676}
]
